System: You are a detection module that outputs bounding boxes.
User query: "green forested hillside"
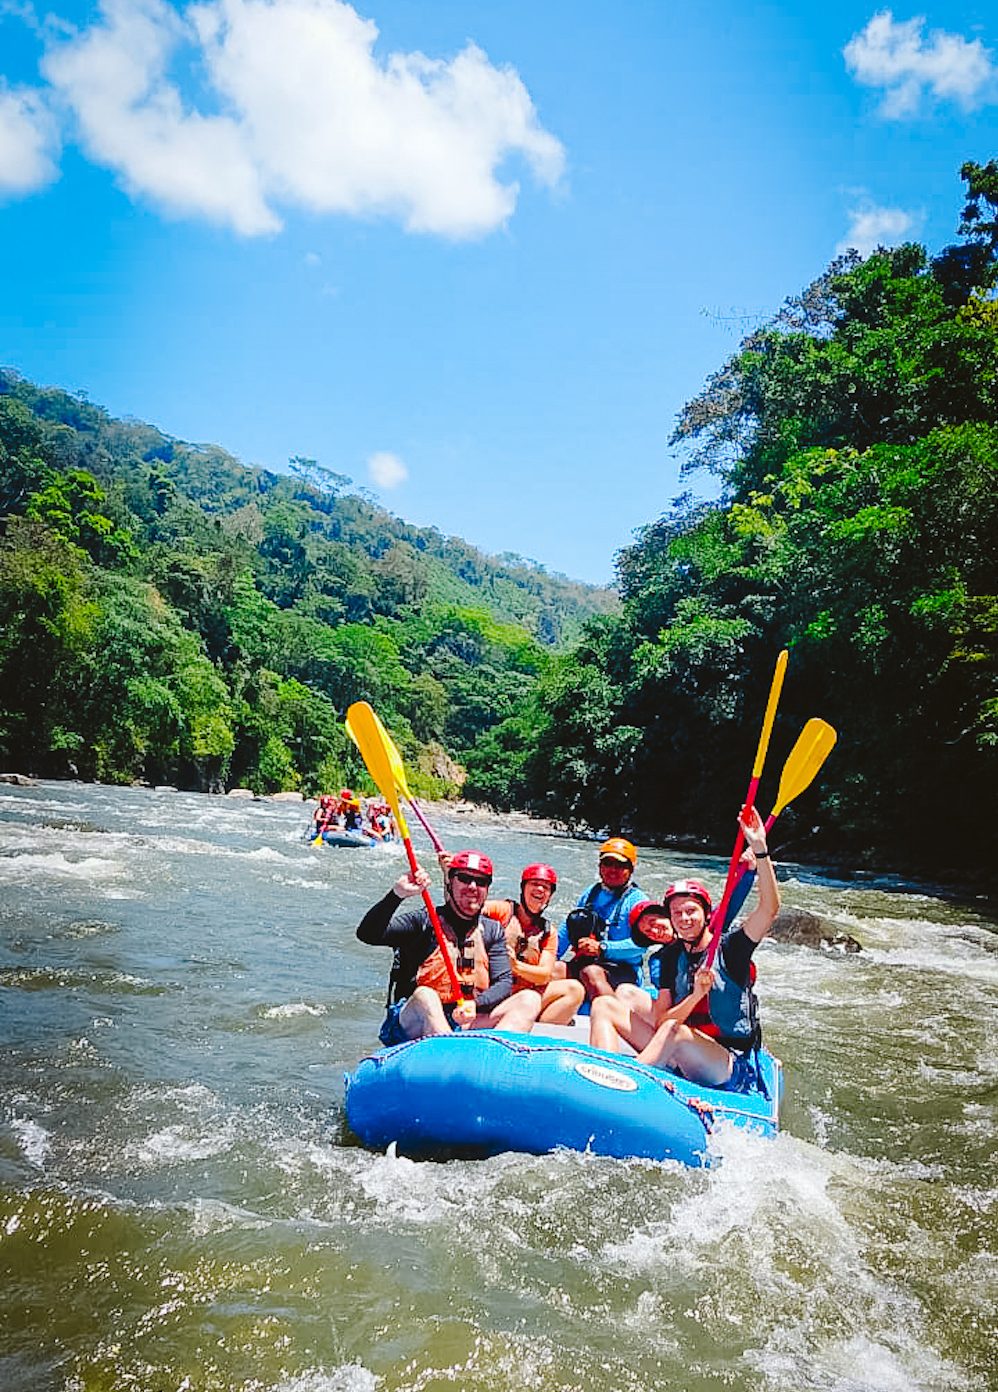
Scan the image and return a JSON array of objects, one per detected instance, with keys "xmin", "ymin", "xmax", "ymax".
[
  {"xmin": 467, "ymin": 163, "xmax": 998, "ymax": 878},
  {"xmin": 0, "ymin": 375, "xmax": 614, "ymax": 795}
]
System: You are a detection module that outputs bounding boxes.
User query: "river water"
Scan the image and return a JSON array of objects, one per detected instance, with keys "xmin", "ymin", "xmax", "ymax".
[{"xmin": 0, "ymin": 780, "xmax": 995, "ymax": 1392}]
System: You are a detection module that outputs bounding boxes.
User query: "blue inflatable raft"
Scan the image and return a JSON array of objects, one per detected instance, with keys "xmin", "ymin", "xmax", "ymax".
[
  {"xmin": 320, "ymin": 830, "xmax": 376, "ymax": 848},
  {"xmin": 344, "ymin": 1028, "xmax": 782, "ymax": 1167}
]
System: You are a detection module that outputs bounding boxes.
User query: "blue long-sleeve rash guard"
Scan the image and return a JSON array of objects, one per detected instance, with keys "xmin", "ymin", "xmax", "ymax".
[{"xmin": 557, "ymin": 881, "xmax": 648, "ymax": 974}]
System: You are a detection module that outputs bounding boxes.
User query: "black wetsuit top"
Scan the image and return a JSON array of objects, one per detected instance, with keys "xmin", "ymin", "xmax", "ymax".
[{"xmin": 356, "ymin": 891, "xmax": 512, "ymax": 1011}]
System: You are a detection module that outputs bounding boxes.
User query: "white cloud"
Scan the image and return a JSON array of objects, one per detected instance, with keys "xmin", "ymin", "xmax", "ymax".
[
  {"xmin": 836, "ymin": 203, "xmax": 916, "ymax": 257},
  {"xmin": 367, "ymin": 450, "xmax": 407, "ymax": 489},
  {"xmin": 41, "ymin": 0, "xmax": 278, "ymax": 233},
  {"xmin": 35, "ymin": 0, "xmax": 564, "ymax": 237},
  {"xmin": 844, "ymin": 10, "xmax": 997, "ymax": 117},
  {"xmin": 0, "ymin": 82, "xmax": 59, "ymax": 194}
]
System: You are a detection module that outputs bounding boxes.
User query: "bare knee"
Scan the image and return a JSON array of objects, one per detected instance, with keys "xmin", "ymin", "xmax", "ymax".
[
  {"xmin": 590, "ymin": 995, "xmax": 621, "ymax": 1026},
  {"xmin": 402, "ymin": 987, "xmax": 450, "ymax": 1037},
  {"xmin": 579, "ymin": 964, "xmax": 614, "ymax": 998},
  {"xmin": 564, "ymin": 979, "xmax": 585, "ymax": 1009},
  {"xmin": 512, "ymin": 989, "xmax": 543, "ymax": 1022}
]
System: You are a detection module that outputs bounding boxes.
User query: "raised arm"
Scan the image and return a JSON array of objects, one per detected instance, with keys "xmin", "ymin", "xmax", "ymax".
[
  {"xmin": 738, "ymin": 807, "xmax": 780, "ymax": 944},
  {"xmin": 355, "ymin": 867, "xmax": 431, "ymax": 945}
]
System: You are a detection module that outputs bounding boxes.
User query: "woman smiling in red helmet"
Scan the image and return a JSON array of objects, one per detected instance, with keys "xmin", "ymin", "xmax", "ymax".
[{"xmin": 484, "ymin": 864, "xmax": 585, "ymax": 1024}]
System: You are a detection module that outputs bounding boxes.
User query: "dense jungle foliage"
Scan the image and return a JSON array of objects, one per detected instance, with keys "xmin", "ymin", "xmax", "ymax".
[
  {"xmin": 465, "ymin": 163, "xmax": 998, "ymax": 878},
  {"xmin": 0, "ymin": 378, "xmax": 614, "ymax": 796}
]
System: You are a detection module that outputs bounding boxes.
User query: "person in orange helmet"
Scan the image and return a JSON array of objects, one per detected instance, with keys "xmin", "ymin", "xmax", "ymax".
[{"xmin": 555, "ymin": 837, "xmax": 648, "ymax": 1001}]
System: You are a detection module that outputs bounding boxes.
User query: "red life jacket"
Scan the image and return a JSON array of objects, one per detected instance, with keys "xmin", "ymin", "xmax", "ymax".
[{"xmin": 679, "ymin": 956, "xmax": 758, "ymax": 1044}]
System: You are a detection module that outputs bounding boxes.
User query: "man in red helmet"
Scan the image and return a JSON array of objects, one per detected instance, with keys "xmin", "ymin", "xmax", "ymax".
[
  {"xmin": 590, "ymin": 807, "xmax": 779, "ymax": 1091},
  {"xmin": 356, "ymin": 849, "xmax": 543, "ymax": 1044},
  {"xmin": 484, "ymin": 864, "xmax": 585, "ymax": 1024}
]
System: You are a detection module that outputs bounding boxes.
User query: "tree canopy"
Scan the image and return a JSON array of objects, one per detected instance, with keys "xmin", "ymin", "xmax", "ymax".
[
  {"xmin": 467, "ymin": 163, "xmax": 998, "ymax": 879},
  {"xmin": 0, "ymin": 375, "xmax": 614, "ymax": 796}
]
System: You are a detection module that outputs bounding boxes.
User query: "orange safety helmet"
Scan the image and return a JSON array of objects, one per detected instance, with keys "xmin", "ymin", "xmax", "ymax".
[{"xmin": 599, "ymin": 837, "xmax": 637, "ymax": 867}]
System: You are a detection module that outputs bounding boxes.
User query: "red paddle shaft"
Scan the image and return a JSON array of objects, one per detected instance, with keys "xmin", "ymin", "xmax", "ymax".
[
  {"xmin": 400, "ymin": 833, "xmax": 464, "ymax": 1000},
  {"xmin": 705, "ymin": 650, "xmax": 788, "ymax": 969}
]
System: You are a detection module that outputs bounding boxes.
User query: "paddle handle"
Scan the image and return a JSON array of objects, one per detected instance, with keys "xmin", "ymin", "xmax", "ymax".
[
  {"xmin": 407, "ymin": 796, "xmax": 446, "ymax": 855},
  {"xmin": 704, "ymin": 817, "xmax": 751, "ymax": 969},
  {"xmin": 401, "ymin": 833, "xmax": 464, "ymax": 1000}
]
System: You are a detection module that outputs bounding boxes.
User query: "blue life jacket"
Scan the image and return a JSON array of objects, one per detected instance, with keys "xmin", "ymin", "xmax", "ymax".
[
  {"xmin": 666, "ymin": 932, "xmax": 759, "ymax": 1051},
  {"xmin": 558, "ymin": 881, "xmax": 646, "ymax": 979}
]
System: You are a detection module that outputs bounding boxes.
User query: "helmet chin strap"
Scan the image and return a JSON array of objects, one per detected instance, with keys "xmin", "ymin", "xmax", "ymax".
[
  {"xmin": 518, "ymin": 896, "xmax": 545, "ymax": 928},
  {"xmin": 678, "ymin": 922, "xmax": 711, "ymax": 955}
]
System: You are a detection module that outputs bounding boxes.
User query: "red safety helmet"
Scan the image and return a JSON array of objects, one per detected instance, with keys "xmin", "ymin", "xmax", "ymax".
[
  {"xmin": 628, "ymin": 899, "xmax": 656, "ymax": 931},
  {"xmin": 629, "ymin": 900, "xmax": 673, "ymax": 948},
  {"xmin": 521, "ymin": 863, "xmax": 557, "ymax": 889},
  {"xmin": 448, "ymin": 850, "xmax": 494, "ymax": 879},
  {"xmin": 664, "ymin": 878, "xmax": 713, "ymax": 916}
]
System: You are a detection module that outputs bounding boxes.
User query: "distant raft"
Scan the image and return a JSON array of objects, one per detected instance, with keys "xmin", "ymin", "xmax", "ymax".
[
  {"xmin": 319, "ymin": 830, "xmax": 378, "ymax": 848},
  {"xmin": 344, "ymin": 1029, "xmax": 782, "ymax": 1167}
]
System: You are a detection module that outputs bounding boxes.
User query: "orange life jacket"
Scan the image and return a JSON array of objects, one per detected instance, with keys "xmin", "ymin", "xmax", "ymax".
[
  {"xmin": 486, "ymin": 899, "xmax": 553, "ymax": 992},
  {"xmin": 415, "ymin": 921, "xmax": 490, "ymax": 1004}
]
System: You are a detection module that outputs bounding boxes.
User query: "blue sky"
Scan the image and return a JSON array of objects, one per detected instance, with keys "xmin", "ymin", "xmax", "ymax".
[{"xmin": 1, "ymin": 2, "xmax": 996, "ymax": 584}]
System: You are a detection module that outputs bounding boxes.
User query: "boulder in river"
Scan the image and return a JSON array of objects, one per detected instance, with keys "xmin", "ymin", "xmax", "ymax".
[
  {"xmin": 226, "ymin": 787, "xmax": 256, "ymax": 799},
  {"xmin": 0, "ymin": 773, "xmax": 38, "ymax": 786},
  {"xmin": 770, "ymin": 907, "xmax": 862, "ymax": 953},
  {"xmin": 269, "ymin": 791, "xmax": 304, "ymax": 802}
]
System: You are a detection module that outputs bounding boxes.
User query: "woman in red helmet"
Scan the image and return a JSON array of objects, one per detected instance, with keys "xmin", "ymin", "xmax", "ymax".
[
  {"xmin": 484, "ymin": 865, "xmax": 585, "ymax": 1024},
  {"xmin": 356, "ymin": 849, "xmax": 543, "ymax": 1044},
  {"xmin": 590, "ymin": 807, "xmax": 779, "ymax": 1091}
]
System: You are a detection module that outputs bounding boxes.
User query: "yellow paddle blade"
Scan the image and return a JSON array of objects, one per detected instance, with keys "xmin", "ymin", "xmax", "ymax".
[
  {"xmin": 344, "ymin": 701, "xmax": 410, "ymax": 839},
  {"xmin": 345, "ymin": 703, "xmax": 415, "ymax": 802},
  {"xmin": 771, "ymin": 718, "xmax": 837, "ymax": 818},
  {"xmin": 751, "ymin": 649, "xmax": 789, "ymax": 780}
]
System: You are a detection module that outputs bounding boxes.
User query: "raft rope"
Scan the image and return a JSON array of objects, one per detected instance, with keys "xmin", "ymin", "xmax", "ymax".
[{"xmin": 359, "ymin": 1032, "xmax": 728, "ymax": 1133}]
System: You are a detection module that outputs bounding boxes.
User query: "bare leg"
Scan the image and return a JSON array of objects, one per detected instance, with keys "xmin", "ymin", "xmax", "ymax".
[
  {"xmin": 637, "ymin": 1020, "xmax": 734, "ymax": 1086},
  {"xmin": 577, "ymin": 963, "xmax": 618, "ymax": 1000},
  {"xmin": 614, "ymin": 983, "xmax": 650, "ymax": 1010},
  {"xmin": 537, "ymin": 978, "xmax": 585, "ymax": 1024},
  {"xmin": 473, "ymin": 989, "xmax": 543, "ymax": 1033},
  {"xmin": 398, "ymin": 986, "xmax": 455, "ymax": 1040},
  {"xmin": 590, "ymin": 993, "xmax": 657, "ymax": 1053}
]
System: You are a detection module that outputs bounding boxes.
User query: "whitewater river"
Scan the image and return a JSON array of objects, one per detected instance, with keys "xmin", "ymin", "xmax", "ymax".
[{"xmin": 1, "ymin": 781, "xmax": 995, "ymax": 1392}]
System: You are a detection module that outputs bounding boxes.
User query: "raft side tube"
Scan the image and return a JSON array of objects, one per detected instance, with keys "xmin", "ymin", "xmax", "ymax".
[{"xmin": 345, "ymin": 1031, "xmax": 781, "ymax": 1165}]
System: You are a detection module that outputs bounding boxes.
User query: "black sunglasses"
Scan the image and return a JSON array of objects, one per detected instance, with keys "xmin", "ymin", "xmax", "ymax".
[{"xmin": 451, "ymin": 871, "xmax": 492, "ymax": 888}]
